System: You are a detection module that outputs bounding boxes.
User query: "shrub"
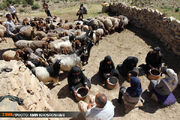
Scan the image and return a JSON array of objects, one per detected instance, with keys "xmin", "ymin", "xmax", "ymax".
[
  {"xmin": 0, "ymin": 3, "xmax": 7, "ymax": 10},
  {"xmin": 175, "ymin": 8, "xmax": 179, "ymax": 12},
  {"xmin": 25, "ymin": 0, "xmax": 34, "ymax": 5},
  {"xmin": 32, "ymin": 3, "xmax": 40, "ymax": 10}
]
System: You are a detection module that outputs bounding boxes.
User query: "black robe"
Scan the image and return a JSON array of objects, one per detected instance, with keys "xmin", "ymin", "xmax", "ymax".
[
  {"xmin": 99, "ymin": 56, "xmax": 119, "ymax": 81},
  {"xmin": 117, "ymin": 56, "xmax": 138, "ymax": 77},
  {"xmin": 68, "ymin": 66, "xmax": 91, "ymax": 91},
  {"xmin": 145, "ymin": 51, "xmax": 162, "ymax": 69}
]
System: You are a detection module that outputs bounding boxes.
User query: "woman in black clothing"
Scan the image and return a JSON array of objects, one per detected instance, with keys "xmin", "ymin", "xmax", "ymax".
[
  {"xmin": 68, "ymin": 66, "xmax": 91, "ymax": 97},
  {"xmin": 116, "ymin": 56, "xmax": 138, "ymax": 78},
  {"xmin": 99, "ymin": 56, "xmax": 119, "ymax": 83}
]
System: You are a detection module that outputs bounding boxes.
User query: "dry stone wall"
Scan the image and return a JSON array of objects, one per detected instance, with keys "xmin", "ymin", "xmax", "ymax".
[{"xmin": 109, "ymin": 2, "xmax": 180, "ymax": 55}]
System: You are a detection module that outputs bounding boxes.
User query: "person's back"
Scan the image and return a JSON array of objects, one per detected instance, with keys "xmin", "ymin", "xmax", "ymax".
[
  {"xmin": 155, "ymin": 69, "xmax": 178, "ymax": 96},
  {"xmin": 86, "ymin": 101, "xmax": 114, "ymax": 120}
]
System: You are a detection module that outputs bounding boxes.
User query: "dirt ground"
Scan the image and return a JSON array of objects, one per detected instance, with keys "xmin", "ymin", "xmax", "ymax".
[{"xmin": 0, "ymin": 22, "xmax": 180, "ymax": 120}]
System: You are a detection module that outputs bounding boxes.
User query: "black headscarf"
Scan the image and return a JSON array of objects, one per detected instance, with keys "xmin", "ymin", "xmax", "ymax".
[
  {"xmin": 99, "ymin": 56, "xmax": 115, "ymax": 74},
  {"xmin": 123, "ymin": 56, "xmax": 138, "ymax": 69},
  {"xmin": 71, "ymin": 66, "xmax": 81, "ymax": 74}
]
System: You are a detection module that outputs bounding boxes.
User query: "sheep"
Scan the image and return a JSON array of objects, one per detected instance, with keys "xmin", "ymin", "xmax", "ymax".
[
  {"xmin": 19, "ymin": 26, "xmax": 34, "ymax": 39},
  {"xmin": 15, "ymin": 40, "xmax": 48, "ymax": 49},
  {"xmin": 118, "ymin": 15, "xmax": 129, "ymax": 29},
  {"xmin": 33, "ymin": 31, "xmax": 47, "ymax": 40},
  {"xmin": 48, "ymin": 39, "xmax": 73, "ymax": 54},
  {"xmin": 103, "ymin": 18, "xmax": 113, "ymax": 32},
  {"xmin": 82, "ymin": 25, "xmax": 89, "ymax": 32},
  {"xmin": 88, "ymin": 19, "xmax": 99, "ymax": 30},
  {"xmin": 0, "ymin": 25, "xmax": 6, "ymax": 40},
  {"xmin": 0, "ymin": 29, "xmax": 5, "ymax": 37},
  {"xmin": 109, "ymin": 17, "xmax": 120, "ymax": 31},
  {"xmin": 0, "ymin": 24, "xmax": 6, "ymax": 31},
  {"xmin": 94, "ymin": 28, "xmax": 104, "ymax": 40},
  {"xmin": 2, "ymin": 50, "xmax": 19, "ymax": 61},
  {"xmin": 49, "ymin": 53, "xmax": 82, "ymax": 72},
  {"xmin": 31, "ymin": 60, "xmax": 61, "ymax": 86}
]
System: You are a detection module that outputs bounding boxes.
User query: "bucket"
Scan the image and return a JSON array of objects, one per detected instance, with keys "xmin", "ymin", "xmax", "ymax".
[
  {"xmin": 75, "ymin": 87, "xmax": 89, "ymax": 101},
  {"xmin": 148, "ymin": 69, "xmax": 161, "ymax": 80},
  {"xmin": 106, "ymin": 76, "xmax": 118, "ymax": 90}
]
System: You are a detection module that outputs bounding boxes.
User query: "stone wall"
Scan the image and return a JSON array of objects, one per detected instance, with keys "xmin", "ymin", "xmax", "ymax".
[{"xmin": 109, "ymin": 2, "xmax": 180, "ymax": 55}]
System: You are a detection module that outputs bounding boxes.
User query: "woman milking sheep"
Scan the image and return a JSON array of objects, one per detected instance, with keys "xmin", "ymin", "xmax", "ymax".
[
  {"xmin": 68, "ymin": 66, "xmax": 91, "ymax": 100},
  {"xmin": 116, "ymin": 56, "xmax": 139, "ymax": 79},
  {"xmin": 148, "ymin": 68, "xmax": 178, "ymax": 106},
  {"xmin": 118, "ymin": 71, "xmax": 144, "ymax": 112},
  {"xmin": 99, "ymin": 56, "xmax": 120, "ymax": 84}
]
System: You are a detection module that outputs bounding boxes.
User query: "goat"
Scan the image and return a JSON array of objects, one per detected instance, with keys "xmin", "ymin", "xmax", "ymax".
[
  {"xmin": 48, "ymin": 46, "xmax": 87, "ymax": 72},
  {"xmin": 30, "ymin": 60, "xmax": 61, "ymax": 86}
]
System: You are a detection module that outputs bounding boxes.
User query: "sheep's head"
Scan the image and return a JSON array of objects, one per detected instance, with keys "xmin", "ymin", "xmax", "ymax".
[{"xmin": 53, "ymin": 59, "xmax": 62, "ymax": 70}]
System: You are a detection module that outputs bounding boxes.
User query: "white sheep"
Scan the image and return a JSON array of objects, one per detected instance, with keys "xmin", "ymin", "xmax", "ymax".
[
  {"xmin": 94, "ymin": 28, "xmax": 104, "ymax": 39},
  {"xmin": 118, "ymin": 15, "xmax": 129, "ymax": 29},
  {"xmin": 19, "ymin": 26, "xmax": 34, "ymax": 39},
  {"xmin": 104, "ymin": 18, "xmax": 113, "ymax": 31},
  {"xmin": 48, "ymin": 39, "xmax": 73, "ymax": 54},
  {"xmin": 109, "ymin": 17, "xmax": 120, "ymax": 31},
  {"xmin": 49, "ymin": 53, "xmax": 82, "ymax": 72},
  {"xmin": 82, "ymin": 25, "xmax": 89, "ymax": 32}
]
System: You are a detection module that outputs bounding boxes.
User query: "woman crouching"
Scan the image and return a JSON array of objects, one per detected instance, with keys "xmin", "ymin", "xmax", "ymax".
[
  {"xmin": 118, "ymin": 73, "xmax": 143, "ymax": 113},
  {"xmin": 68, "ymin": 66, "xmax": 91, "ymax": 101},
  {"xmin": 148, "ymin": 68, "xmax": 178, "ymax": 106}
]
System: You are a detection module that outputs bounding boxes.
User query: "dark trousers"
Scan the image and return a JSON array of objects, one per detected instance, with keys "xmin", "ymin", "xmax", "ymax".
[
  {"xmin": 11, "ymin": 30, "xmax": 23, "ymax": 42},
  {"xmin": 11, "ymin": 13, "xmax": 19, "ymax": 22},
  {"xmin": 78, "ymin": 14, "xmax": 83, "ymax": 20},
  {"xmin": 45, "ymin": 10, "xmax": 52, "ymax": 17}
]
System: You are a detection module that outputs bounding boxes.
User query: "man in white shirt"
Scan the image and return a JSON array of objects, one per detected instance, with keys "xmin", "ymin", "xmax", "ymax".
[
  {"xmin": 7, "ymin": 4, "xmax": 19, "ymax": 22},
  {"xmin": 78, "ymin": 93, "xmax": 114, "ymax": 120},
  {"xmin": 6, "ymin": 14, "xmax": 22, "ymax": 42}
]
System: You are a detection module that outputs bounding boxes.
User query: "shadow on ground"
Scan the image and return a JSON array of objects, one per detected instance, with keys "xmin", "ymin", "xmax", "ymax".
[
  {"xmin": 127, "ymin": 25, "xmax": 180, "ymax": 73},
  {"xmin": 112, "ymin": 98, "xmax": 126, "ymax": 117}
]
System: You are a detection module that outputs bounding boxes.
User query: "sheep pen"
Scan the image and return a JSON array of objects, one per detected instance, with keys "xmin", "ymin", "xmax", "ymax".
[{"xmin": 0, "ymin": 2, "xmax": 180, "ymax": 120}]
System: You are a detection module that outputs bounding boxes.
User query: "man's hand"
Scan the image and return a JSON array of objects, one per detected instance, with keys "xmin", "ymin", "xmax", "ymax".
[{"xmin": 87, "ymin": 103, "xmax": 94, "ymax": 109}]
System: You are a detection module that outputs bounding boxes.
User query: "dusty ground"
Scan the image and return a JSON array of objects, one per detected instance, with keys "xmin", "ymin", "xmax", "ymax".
[
  {"xmin": 1, "ymin": 26, "xmax": 180, "ymax": 120},
  {"xmin": 0, "ymin": 3, "xmax": 180, "ymax": 119}
]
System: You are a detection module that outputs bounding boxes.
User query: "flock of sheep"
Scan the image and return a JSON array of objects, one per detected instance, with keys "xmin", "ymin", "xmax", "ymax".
[{"xmin": 1, "ymin": 15, "xmax": 129, "ymax": 85}]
